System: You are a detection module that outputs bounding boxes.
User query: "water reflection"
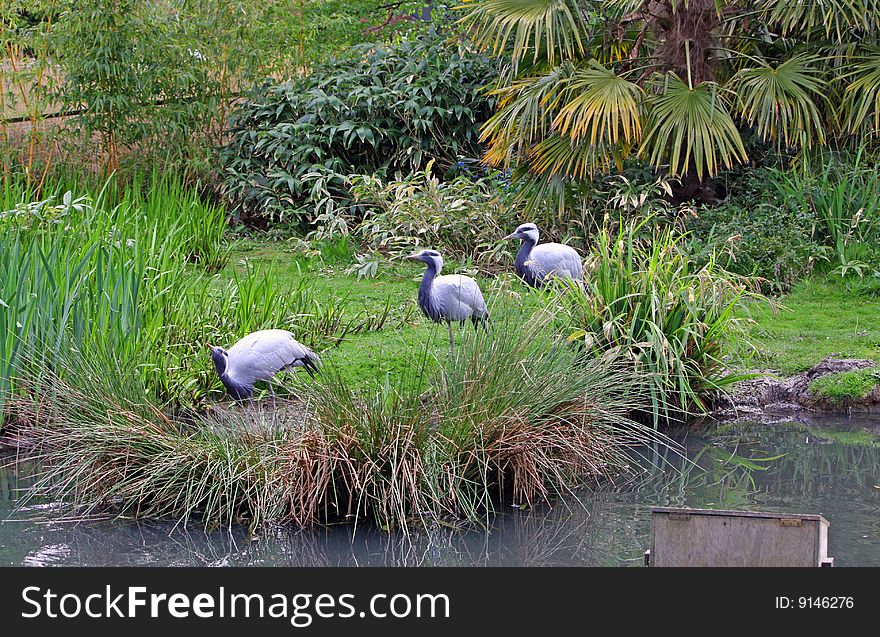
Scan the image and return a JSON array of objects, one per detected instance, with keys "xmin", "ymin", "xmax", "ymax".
[{"xmin": 2, "ymin": 419, "xmax": 878, "ymax": 566}]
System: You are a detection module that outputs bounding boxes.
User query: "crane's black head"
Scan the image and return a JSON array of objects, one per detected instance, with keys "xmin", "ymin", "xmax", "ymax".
[
  {"xmin": 503, "ymin": 223, "xmax": 540, "ymax": 243},
  {"xmin": 407, "ymin": 249, "xmax": 444, "ymax": 272},
  {"xmin": 206, "ymin": 343, "xmax": 228, "ymax": 376}
]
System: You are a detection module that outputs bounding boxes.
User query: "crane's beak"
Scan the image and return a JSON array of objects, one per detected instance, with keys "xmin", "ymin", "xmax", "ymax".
[
  {"xmin": 502, "ymin": 232, "xmax": 519, "ymax": 240},
  {"xmin": 405, "ymin": 253, "xmax": 421, "ymax": 260},
  {"xmin": 205, "ymin": 342, "xmax": 214, "ymax": 351}
]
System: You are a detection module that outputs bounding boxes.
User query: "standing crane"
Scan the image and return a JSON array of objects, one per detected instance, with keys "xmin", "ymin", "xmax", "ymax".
[
  {"xmin": 503, "ymin": 223, "xmax": 584, "ymax": 288},
  {"xmin": 408, "ymin": 249, "xmax": 488, "ymax": 354},
  {"xmin": 207, "ymin": 329, "xmax": 319, "ymax": 404}
]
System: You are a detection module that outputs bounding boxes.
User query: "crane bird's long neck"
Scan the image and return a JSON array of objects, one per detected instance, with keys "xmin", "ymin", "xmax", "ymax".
[
  {"xmin": 212, "ymin": 351, "xmax": 252, "ymax": 400},
  {"xmin": 417, "ymin": 260, "xmax": 443, "ymax": 323},
  {"xmin": 514, "ymin": 236, "xmax": 538, "ymax": 284}
]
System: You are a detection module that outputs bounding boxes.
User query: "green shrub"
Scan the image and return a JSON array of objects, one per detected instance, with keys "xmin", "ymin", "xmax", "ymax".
[
  {"xmin": 683, "ymin": 167, "xmax": 822, "ymax": 292},
  {"xmin": 220, "ymin": 28, "xmax": 499, "ymax": 224},
  {"xmin": 341, "ymin": 164, "xmax": 520, "ymax": 269},
  {"xmin": 683, "ymin": 152, "xmax": 880, "ymax": 290},
  {"xmin": 772, "ymin": 150, "xmax": 880, "ymax": 278},
  {"xmin": 558, "ymin": 218, "xmax": 765, "ymax": 425}
]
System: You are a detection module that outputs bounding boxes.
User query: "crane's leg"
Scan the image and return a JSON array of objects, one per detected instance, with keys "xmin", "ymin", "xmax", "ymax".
[
  {"xmin": 447, "ymin": 321, "xmax": 455, "ymax": 357},
  {"xmin": 268, "ymin": 381, "xmax": 277, "ymax": 409}
]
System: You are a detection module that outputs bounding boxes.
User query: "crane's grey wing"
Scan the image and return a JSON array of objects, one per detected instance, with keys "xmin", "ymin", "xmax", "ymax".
[
  {"xmin": 433, "ymin": 275, "xmax": 487, "ymax": 322},
  {"xmin": 532, "ymin": 244, "xmax": 583, "ymax": 282},
  {"xmin": 227, "ymin": 330, "xmax": 319, "ymax": 384}
]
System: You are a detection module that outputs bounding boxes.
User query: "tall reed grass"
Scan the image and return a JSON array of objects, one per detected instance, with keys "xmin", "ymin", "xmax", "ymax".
[
  {"xmin": 773, "ymin": 150, "xmax": 880, "ymax": 277},
  {"xmin": 1, "ymin": 186, "xmax": 147, "ymax": 419}
]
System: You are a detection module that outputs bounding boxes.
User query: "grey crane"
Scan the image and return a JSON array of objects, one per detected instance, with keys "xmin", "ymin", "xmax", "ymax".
[
  {"xmin": 207, "ymin": 329, "xmax": 319, "ymax": 403},
  {"xmin": 503, "ymin": 223, "xmax": 584, "ymax": 288},
  {"xmin": 407, "ymin": 249, "xmax": 488, "ymax": 353}
]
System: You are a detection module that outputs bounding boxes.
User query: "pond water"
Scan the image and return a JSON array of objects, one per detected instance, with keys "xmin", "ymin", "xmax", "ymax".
[{"xmin": 1, "ymin": 417, "xmax": 878, "ymax": 567}]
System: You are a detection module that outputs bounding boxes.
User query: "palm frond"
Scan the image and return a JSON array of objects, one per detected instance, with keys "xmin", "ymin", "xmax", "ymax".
[
  {"xmin": 841, "ymin": 51, "xmax": 880, "ymax": 138},
  {"xmin": 457, "ymin": 0, "xmax": 588, "ymax": 65},
  {"xmin": 480, "ymin": 65, "xmax": 572, "ymax": 167},
  {"xmin": 554, "ymin": 61, "xmax": 644, "ymax": 147},
  {"xmin": 759, "ymin": 0, "xmax": 880, "ymax": 40},
  {"xmin": 530, "ymin": 131, "xmax": 624, "ymax": 178},
  {"xmin": 731, "ymin": 54, "xmax": 828, "ymax": 148},
  {"xmin": 640, "ymin": 74, "xmax": 747, "ymax": 179}
]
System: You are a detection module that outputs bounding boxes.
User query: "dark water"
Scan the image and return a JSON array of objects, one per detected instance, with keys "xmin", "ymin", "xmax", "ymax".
[{"xmin": 2, "ymin": 418, "xmax": 878, "ymax": 567}]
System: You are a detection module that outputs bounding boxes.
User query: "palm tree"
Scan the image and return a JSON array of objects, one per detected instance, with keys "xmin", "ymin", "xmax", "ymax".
[{"xmin": 458, "ymin": 0, "xmax": 880, "ymax": 206}]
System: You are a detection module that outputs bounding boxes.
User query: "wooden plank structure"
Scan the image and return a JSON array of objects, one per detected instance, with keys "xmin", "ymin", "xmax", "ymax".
[{"xmin": 645, "ymin": 507, "xmax": 834, "ymax": 567}]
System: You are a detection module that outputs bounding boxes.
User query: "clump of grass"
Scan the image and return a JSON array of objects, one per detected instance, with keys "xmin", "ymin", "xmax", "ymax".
[
  {"xmin": 557, "ymin": 218, "xmax": 767, "ymax": 425},
  {"xmin": 808, "ymin": 369, "xmax": 880, "ymax": 402},
  {"xmin": 125, "ymin": 169, "xmax": 231, "ymax": 272},
  {"xmin": 288, "ymin": 317, "xmax": 670, "ymax": 529},
  {"xmin": 13, "ymin": 350, "xmax": 304, "ymax": 530},
  {"xmin": 14, "ymin": 319, "xmax": 675, "ymax": 532},
  {"xmin": 432, "ymin": 314, "xmax": 663, "ymax": 513}
]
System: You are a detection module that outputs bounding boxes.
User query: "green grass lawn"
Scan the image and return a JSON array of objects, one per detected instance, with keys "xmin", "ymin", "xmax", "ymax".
[
  {"xmin": 739, "ymin": 277, "xmax": 880, "ymax": 374},
  {"xmin": 204, "ymin": 239, "xmax": 880, "ymax": 388},
  {"xmin": 212, "ymin": 236, "xmax": 543, "ymax": 390}
]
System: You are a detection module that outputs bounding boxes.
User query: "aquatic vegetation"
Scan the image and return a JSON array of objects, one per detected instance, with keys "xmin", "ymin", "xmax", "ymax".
[{"xmin": 14, "ymin": 320, "xmax": 674, "ymax": 531}]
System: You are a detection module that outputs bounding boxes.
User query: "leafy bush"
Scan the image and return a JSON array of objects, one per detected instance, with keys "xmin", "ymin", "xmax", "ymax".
[
  {"xmin": 342, "ymin": 164, "xmax": 520, "ymax": 269},
  {"xmin": 220, "ymin": 28, "xmax": 499, "ymax": 224},
  {"xmin": 684, "ymin": 152, "xmax": 880, "ymax": 291},
  {"xmin": 559, "ymin": 218, "xmax": 765, "ymax": 425},
  {"xmin": 683, "ymin": 167, "xmax": 822, "ymax": 292}
]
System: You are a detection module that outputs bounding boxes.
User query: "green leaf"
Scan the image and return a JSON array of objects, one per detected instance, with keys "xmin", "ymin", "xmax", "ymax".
[
  {"xmin": 759, "ymin": 0, "xmax": 880, "ymax": 39},
  {"xmin": 554, "ymin": 60, "xmax": 644, "ymax": 148},
  {"xmin": 640, "ymin": 75, "xmax": 747, "ymax": 179},
  {"xmin": 731, "ymin": 54, "xmax": 827, "ymax": 149},
  {"xmin": 841, "ymin": 50, "xmax": 880, "ymax": 138},
  {"xmin": 457, "ymin": 0, "xmax": 587, "ymax": 65}
]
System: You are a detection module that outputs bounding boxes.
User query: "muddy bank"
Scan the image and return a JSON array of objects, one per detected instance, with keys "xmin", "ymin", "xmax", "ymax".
[{"xmin": 712, "ymin": 357, "xmax": 880, "ymax": 420}]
